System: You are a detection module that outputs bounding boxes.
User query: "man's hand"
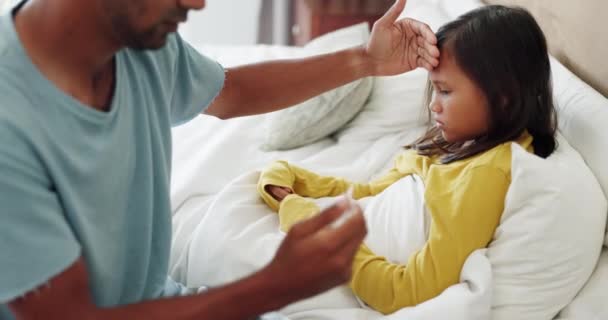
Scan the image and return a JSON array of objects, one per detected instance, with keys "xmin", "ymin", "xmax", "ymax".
[
  {"xmin": 366, "ymin": 0, "xmax": 440, "ymax": 75},
  {"xmin": 265, "ymin": 185, "xmax": 293, "ymax": 202},
  {"xmin": 259, "ymin": 199, "xmax": 367, "ymax": 305}
]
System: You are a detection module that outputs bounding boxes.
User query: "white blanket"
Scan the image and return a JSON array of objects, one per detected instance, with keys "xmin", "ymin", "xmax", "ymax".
[
  {"xmin": 177, "ymin": 169, "xmax": 493, "ymax": 319},
  {"xmin": 169, "ymin": 113, "xmax": 426, "ymax": 279}
]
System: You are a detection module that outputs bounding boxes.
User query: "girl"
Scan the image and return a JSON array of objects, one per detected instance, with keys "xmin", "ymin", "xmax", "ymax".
[{"xmin": 257, "ymin": 5, "xmax": 557, "ymax": 314}]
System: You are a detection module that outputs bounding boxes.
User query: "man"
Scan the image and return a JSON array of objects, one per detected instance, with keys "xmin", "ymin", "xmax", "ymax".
[{"xmin": 0, "ymin": 0, "xmax": 439, "ymax": 319}]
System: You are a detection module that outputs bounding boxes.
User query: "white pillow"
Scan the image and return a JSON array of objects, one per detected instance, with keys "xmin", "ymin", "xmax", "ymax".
[
  {"xmin": 547, "ymin": 57, "xmax": 608, "ymax": 318},
  {"xmin": 334, "ymin": 68, "xmax": 428, "ymax": 143},
  {"xmin": 261, "ymin": 23, "xmax": 373, "ymax": 151},
  {"xmin": 557, "ymin": 247, "xmax": 608, "ymax": 320},
  {"xmin": 488, "ymin": 135, "xmax": 607, "ymax": 320},
  {"xmin": 549, "ymin": 57, "xmax": 608, "ymax": 247}
]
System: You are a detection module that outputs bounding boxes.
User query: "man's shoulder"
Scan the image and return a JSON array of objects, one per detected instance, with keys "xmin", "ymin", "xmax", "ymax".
[
  {"xmin": 0, "ymin": 70, "xmax": 34, "ymax": 105},
  {"xmin": 0, "ymin": 19, "xmax": 32, "ymax": 110},
  {"xmin": 0, "ymin": 71, "xmax": 39, "ymax": 135},
  {"xmin": 0, "ymin": 10, "xmax": 17, "ymax": 63},
  {"xmin": 0, "ymin": 103, "xmax": 37, "ymax": 169}
]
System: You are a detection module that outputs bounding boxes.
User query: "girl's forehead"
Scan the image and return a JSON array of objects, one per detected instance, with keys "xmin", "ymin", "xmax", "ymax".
[{"xmin": 431, "ymin": 50, "xmax": 458, "ymax": 80}]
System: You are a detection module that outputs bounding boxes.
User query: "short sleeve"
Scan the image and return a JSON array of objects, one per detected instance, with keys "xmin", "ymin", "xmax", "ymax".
[
  {"xmin": 167, "ymin": 35, "xmax": 225, "ymax": 126},
  {"xmin": 0, "ymin": 124, "xmax": 80, "ymax": 303}
]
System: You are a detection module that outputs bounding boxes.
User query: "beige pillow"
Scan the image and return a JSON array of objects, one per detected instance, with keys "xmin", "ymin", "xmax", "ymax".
[{"xmin": 261, "ymin": 23, "xmax": 373, "ymax": 151}]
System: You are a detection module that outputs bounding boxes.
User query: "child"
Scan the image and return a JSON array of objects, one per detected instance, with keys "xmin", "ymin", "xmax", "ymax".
[{"xmin": 257, "ymin": 5, "xmax": 557, "ymax": 314}]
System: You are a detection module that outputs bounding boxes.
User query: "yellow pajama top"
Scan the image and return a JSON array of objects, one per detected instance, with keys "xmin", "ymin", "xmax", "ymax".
[{"xmin": 257, "ymin": 133, "xmax": 533, "ymax": 314}]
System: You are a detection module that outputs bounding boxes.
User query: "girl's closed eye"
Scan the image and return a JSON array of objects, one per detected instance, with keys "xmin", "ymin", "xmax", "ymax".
[{"xmin": 431, "ymin": 82, "xmax": 451, "ymax": 96}]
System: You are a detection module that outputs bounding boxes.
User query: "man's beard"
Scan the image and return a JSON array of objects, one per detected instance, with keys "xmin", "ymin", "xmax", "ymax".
[{"xmin": 124, "ymin": 24, "xmax": 172, "ymax": 50}]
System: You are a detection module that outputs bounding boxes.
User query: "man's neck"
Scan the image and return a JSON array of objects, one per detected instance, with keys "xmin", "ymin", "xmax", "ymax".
[{"xmin": 14, "ymin": 0, "xmax": 121, "ymax": 110}]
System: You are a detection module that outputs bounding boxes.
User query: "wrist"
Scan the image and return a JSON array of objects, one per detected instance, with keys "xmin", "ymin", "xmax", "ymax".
[
  {"xmin": 246, "ymin": 267, "xmax": 293, "ymax": 312},
  {"xmin": 349, "ymin": 45, "xmax": 376, "ymax": 78},
  {"xmin": 199, "ymin": 268, "xmax": 288, "ymax": 319}
]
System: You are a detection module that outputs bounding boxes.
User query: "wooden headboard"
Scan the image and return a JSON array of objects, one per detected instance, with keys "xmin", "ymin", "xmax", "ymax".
[{"xmin": 483, "ymin": 0, "xmax": 608, "ymax": 97}]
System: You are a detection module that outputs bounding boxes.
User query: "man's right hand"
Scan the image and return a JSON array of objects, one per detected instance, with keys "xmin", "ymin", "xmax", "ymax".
[
  {"xmin": 259, "ymin": 199, "xmax": 367, "ymax": 306},
  {"xmin": 8, "ymin": 200, "xmax": 366, "ymax": 320}
]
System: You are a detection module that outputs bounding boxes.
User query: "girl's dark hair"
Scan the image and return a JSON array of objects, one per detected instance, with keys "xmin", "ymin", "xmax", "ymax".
[{"xmin": 409, "ymin": 5, "xmax": 557, "ymax": 163}]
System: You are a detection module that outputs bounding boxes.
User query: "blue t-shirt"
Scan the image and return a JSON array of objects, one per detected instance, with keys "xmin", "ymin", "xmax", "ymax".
[{"xmin": 0, "ymin": 4, "xmax": 225, "ymax": 317}]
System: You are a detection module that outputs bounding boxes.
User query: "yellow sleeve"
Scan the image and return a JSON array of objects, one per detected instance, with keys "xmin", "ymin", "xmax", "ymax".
[
  {"xmin": 275, "ymin": 194, "xmax": 321, "ymax": 232},
  {"xmin": 257, "ymin": 160, "xmax": 352, "ymax": 211},
  {"xmin": 365, "ymin": 166, "xmax": 409, "ymax": 196},
  {"xmin": 257, "ymin": 156, "xmax": 414, "ymax": 212},
  {"xmin": 349, "ymin": 165, "xmax": 509, "ymax": 314},
  {"xmin": 364, "ymin": 151, "xmax": 422, "ymax": 196}
]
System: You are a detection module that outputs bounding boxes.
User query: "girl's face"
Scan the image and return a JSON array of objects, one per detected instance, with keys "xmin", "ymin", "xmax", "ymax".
[{"xmin": 428, "ymin": 49, "xmax": 490, "ymax": 143}]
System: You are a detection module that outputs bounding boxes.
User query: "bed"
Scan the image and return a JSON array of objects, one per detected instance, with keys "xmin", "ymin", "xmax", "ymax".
[{"xmin": 168, "ymin": 0, "xmax": 608, "ymax": 319}]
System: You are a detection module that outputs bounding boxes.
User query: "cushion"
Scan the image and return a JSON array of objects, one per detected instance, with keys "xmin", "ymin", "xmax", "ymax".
[
  {"xmin": 261, "ymin": 23, "xmax": 373, "ymax": 151},
  {"xmin": 488, "ymin": 135, "xmax": 607, "ymax": 320},
  {"xmin": 557, "ymin": 247, "xmax": 608, "ymax": 319},
  {"xmin": 549, "ymin": 57, "xmax": 608, "ymax": 246}
]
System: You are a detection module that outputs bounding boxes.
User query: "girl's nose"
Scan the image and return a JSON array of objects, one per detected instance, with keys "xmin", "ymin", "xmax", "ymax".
[{"xmin": 429, "ymin": 100, "xmax": 442, "ymax": 114}]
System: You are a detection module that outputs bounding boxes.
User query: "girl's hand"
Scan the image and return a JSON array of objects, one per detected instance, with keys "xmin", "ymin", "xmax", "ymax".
[{"xmin": 266, "ymin": 185, "xmax": 294, "ymax": 202}]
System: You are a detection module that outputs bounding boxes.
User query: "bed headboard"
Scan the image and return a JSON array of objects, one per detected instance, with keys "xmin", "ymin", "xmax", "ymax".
[{"xmin": 483, "ymin": 0, "xmax": 608, "ymax": 98}]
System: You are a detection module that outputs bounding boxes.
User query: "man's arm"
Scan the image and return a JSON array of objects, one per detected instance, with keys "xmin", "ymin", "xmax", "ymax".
[
  {"xmin": 204, "ymin": 0, "xmax": 439, "ymax": 120},
  {"xmin": 9, "ymin": 200, "xmax": 367, "ymax": 320},
  {"xmin": 205, "ymin": 47, "xmax": 370, "ymax": 120}
]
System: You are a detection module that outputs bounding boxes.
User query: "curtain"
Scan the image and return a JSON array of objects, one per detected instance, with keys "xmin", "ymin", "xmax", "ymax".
[
  {"xmin": 258, "ymin": 0, "xmax": 292, "ymax": 45},
  {"xmin": 258, "ymin": 0, "xmax": 275, "ymax": 44}
]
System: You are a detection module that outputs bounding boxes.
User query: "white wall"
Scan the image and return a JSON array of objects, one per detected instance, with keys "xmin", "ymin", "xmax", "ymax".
[{"xmin": 178, "ymin": 0, "xmax": 262, "ymax": 47}]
